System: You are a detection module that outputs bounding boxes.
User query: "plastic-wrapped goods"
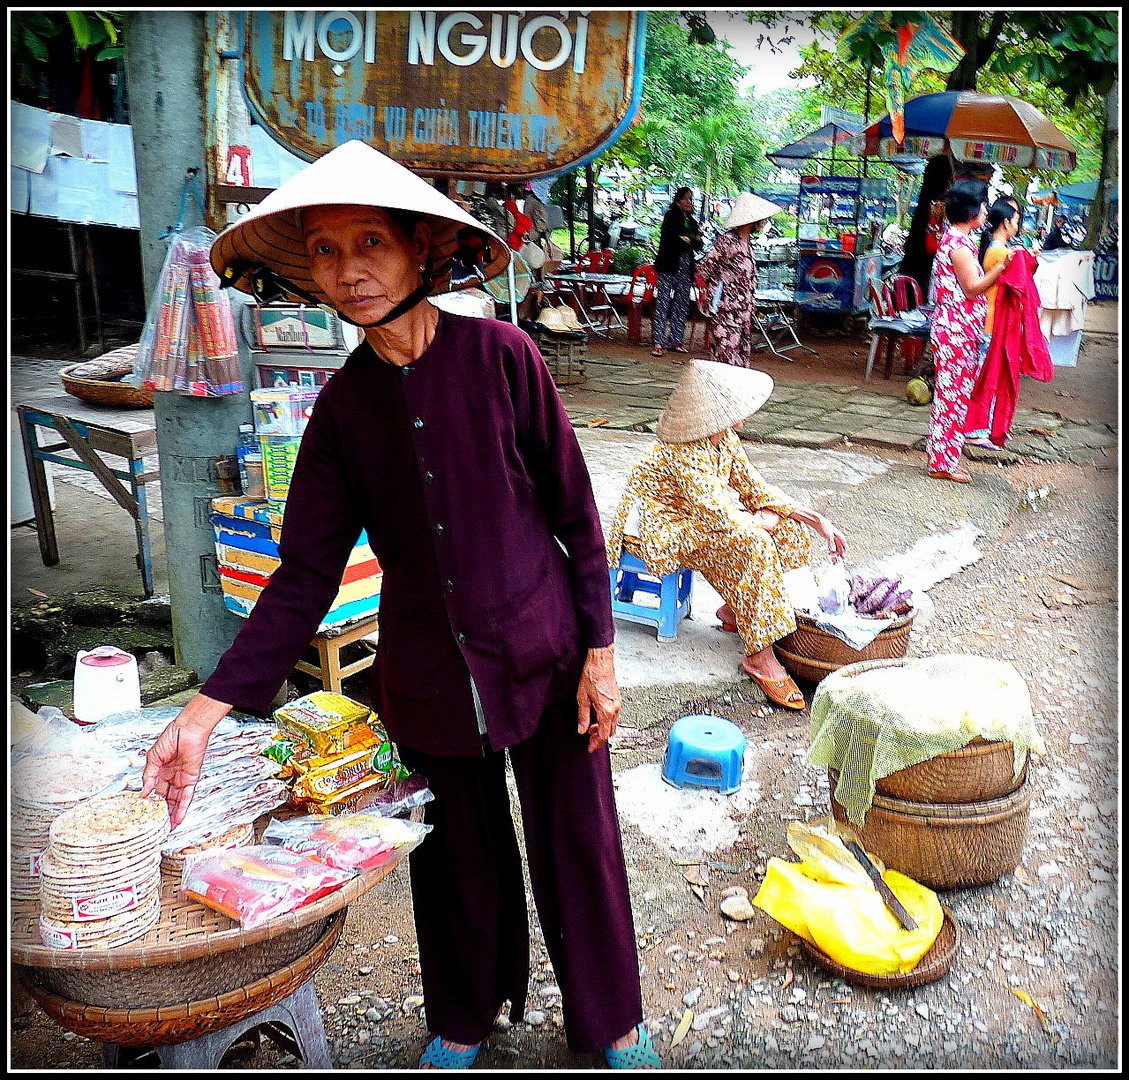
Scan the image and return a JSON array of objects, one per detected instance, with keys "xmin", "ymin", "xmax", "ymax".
[
  {"xmin": 262, "ymin": 813, "xmax": 431, "ymax": 872},
  {"xmin": 181, "ymin": 845, "xmax": 353, "ymax": 929},
  {"xmin": 134, "ymin": 227, "xmax": 243, "ymax": 397},
  {"xmin": 273, "ymin": 692, "xmax": 379, "ymax": 758}
]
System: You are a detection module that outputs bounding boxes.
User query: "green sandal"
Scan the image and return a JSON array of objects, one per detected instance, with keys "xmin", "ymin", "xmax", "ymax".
[
  {"xmin": 605, "ymin": 1024, "xmax": 661, "ymax": 1069},
  {"xmin": 419, "ymin": 1036, "xmax": 480, "ymax": 1069}
]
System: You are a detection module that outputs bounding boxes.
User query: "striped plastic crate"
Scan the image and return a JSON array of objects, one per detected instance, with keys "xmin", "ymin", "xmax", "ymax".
[{"xmin": 211, "ymin": 497, "xmax": 381, "ymax": 631}]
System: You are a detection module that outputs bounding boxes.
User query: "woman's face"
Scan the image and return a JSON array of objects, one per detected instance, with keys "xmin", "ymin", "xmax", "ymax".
[
  {"xmin": 973, "ymin": 203, "xmax": 988, "ymax": 228},
  {"xmin": 677, "ymin": 191, "xmax": 694, "ymax": 212},
  {"xmin": 303, "ymin": 204, "xmax": 429, "ymax": 324}
]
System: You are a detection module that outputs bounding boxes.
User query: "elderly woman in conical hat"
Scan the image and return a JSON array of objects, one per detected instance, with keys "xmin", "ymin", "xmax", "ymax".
[
  {"xmin": 607, "ymin": 360, "xmax": 848, "ymax": 709},
  {"xmin": 697, "ymin": 191, "xmax": 784, "ymax": 367},
  {"xmin": 142, "ymin": 141, "xmax": 659, "ymax": 1069}
]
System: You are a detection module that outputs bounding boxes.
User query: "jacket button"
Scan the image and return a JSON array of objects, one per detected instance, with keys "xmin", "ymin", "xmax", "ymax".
[
  {"xmin": 457, "ymin": 632, "xmax": 467, "ymax": 644},
  {"xmin": 445, "ymin": 580, "xmax": 455, "ymax": 591},
  {"xmin": 413, "ymin": 418, "xmax": 424, "ymax": 429},
  {"xmin": 434, "ymin": 524, "xmax": 444, "ymax": 535},
  {"xmin": 424, "ymin": 471, "xmax": 435, "ymax": 483}
]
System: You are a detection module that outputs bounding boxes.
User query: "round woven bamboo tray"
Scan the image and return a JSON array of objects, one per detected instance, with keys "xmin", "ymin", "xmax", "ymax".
[
  {"xmin": 10, "ymin": 835, "xmax": 416, "ymax": 972},
  {"xmin": 17, "ymin": 906, "xmax": 344, "ymax": 1047},
  {"xmin": 799, "ymin": 905, "xmax": 960, "ymax": 988},
  {"xmin": 59, "ymin": 364, "xmax": 154, "ymax": 408},
  {"xmin": 829, "ymin": 779, "xmax": 1034, "ymax": 889},
  {"xmin": 876, "ymin": 737, "xmax": 1026, "ymax": 803},
  {"xmin": 778, "ymin": 610, "xmax": 913, "ymax": 683}
]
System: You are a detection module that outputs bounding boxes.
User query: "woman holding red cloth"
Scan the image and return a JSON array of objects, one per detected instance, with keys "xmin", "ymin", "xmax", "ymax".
[
  {"xmin": 964, "ymin": 200, "xmax": 1052, "ymax": 449},
  {"xmin": 924, "ymin": 182, "xmax": 1014, "ymax": 483}
]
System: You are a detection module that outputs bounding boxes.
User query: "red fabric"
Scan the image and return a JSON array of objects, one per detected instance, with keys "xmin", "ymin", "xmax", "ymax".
[{"xmin": 964, "ymin": 249, "xmax": 1052, "ymax": 445}]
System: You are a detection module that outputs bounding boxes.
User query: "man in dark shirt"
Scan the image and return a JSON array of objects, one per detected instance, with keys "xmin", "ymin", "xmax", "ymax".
[{"xmin": 141, "ymin": 141, "xmax": 660, "ymax": 1069}]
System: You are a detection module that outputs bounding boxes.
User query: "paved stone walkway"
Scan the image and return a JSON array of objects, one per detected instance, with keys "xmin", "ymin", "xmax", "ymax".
[{"xmin": 557, "ymin": 355, "xmax": 1117, "ymax": 467}]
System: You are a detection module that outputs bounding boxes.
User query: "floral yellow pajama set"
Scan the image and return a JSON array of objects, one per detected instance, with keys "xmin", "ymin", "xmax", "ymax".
[{"xmin": 607, "ymin": 431, "xmax": 813, "ymax": 655}]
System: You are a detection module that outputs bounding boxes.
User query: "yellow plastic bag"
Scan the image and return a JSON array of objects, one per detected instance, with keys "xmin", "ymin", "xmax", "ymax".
[{"xmin": 752, "ymin": 857, "xmax": 943, "ymax": 976}]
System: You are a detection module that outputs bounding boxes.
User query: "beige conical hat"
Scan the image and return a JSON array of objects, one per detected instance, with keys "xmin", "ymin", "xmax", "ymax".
[
  {"xmin": 722, "ymin": 191, "xmax": 784, "ymax": 232},
  {"xmin": 210, "ymin": 140, "xmax": 510, "ymax": 305},
  {"xmin": 656, "ymin": 359, "xmax": 774, "ymax": 443}
]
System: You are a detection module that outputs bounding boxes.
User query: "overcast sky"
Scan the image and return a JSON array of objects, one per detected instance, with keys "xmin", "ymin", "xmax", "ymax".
[{"xmin": 703, "ymin": 11, "xmax": 825, "ymax": 95}]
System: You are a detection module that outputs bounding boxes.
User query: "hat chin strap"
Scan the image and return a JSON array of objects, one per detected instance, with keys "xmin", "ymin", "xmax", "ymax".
[{"xmin": 342, "ymin": 279, "xmax": 434, "ymax": 329}]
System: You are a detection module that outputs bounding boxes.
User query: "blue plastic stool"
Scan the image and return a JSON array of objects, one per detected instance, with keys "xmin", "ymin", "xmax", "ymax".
[
  {"xmin": 610, "ymin": 552, "xmax": 693, "ymax": 642},
  {"xmin": 662, "ymin": 714, "xmax": 746, "ymax": 795}
]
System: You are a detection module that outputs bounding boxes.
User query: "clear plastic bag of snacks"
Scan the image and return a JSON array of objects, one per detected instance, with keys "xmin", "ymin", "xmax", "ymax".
[
  {"xmin": 180, "ymin": 844, "xmax": 353, "ymax": 929},
  {"xmin": 261, "ymin": 813, "xmax": 431, "ymax": 872}
]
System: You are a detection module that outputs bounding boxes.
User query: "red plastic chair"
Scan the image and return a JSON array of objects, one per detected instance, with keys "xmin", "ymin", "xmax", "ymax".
[
  {"xmin": 597, "ymin": 248, "xmax": 615, "ymax": 273},
  {"xmin": 577, "ymin": 250, "xmax": 603, "ymax": 273},
  {"xmin": 625, "ymin": 264, "xmax": 656, "ymax": 344},
  {"xmin": 884, "ymin": 274, "xmax": 926, "ymax": 371}
]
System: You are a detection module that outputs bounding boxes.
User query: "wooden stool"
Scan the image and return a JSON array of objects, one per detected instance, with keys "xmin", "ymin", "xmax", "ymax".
[{"xmin": 293, "ymin": 614, "xmax": 379, "ymax": 694}]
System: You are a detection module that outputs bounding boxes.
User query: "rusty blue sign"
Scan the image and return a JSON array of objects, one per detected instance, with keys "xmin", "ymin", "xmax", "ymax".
[{"xmin": 237, "ymin": 10, "xmax": 645, "ymax": 179}]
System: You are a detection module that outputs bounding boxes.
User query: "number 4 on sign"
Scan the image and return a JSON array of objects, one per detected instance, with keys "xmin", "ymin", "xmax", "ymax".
[{"xmin": 226, "ymin": 146, "xmax": 252, "ymax": 187}]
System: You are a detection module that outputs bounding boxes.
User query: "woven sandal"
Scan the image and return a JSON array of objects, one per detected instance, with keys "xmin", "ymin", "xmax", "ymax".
[
  {"xmin": 605, "ymin": 1024, "xmax": 662, "ymax": 1069},
  {"xmin": 420, "ymin": 1036, "xmax": 480, "ymax": 1069}
]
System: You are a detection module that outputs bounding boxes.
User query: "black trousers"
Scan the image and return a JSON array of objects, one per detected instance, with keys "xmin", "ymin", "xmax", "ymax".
[{"xmin": 397, "ymin": 698, "xmax": 643, "ymax": 1052}]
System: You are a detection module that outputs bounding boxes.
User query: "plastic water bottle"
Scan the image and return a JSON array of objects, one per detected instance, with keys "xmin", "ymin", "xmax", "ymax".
[{"xmin": 236, "ymin": 424, "xmax": 262, "ymax": 498}]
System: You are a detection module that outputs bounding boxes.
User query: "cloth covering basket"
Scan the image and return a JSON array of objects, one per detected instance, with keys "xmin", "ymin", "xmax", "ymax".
[
  {"xmin": 799, "ymin": 904, "xmax": 960, "ymax": 988},
  {"xmin": 778, "ymin": 610, "xmax": 913, "ymax": 683},
  {"xmin": 829, "ymin": 775, "xmax": 1034, "ymax": 889},
  {"xmin": 16, "ymin": 907, "xmax": 344, "ymax": 1047}
]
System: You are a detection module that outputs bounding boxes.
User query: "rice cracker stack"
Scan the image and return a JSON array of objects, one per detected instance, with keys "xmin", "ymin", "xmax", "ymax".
[
  {"xmin": 11, "ymin": 751, "xmax": 128, "ymax": 902},
  {"xmin": 39, "ymin": 792, "xmax": 170, "ymax": 950}
]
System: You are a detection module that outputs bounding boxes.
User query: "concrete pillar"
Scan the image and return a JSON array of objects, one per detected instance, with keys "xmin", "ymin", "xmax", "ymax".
[{"xmin": 124, "ymin": 11, "xmax": 251, "ymax": 680}]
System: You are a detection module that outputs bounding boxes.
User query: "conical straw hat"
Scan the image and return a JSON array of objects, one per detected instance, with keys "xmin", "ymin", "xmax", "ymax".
[
  {"xmin": 210, "ymin": 140, "xmax": 510, "ymax": 305},
  {"xmin": 721, "ymin": 191, "xmax": 784, "ymax": 231},
  {"xmin": 656, "ymin": 359, "xmax": 774, "ymax": 444}
]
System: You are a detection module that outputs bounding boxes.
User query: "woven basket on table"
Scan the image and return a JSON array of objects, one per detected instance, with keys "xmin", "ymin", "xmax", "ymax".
[
  {"xmin": 799, "ymin": 904, "xmax": 961, "ymax": 989},
  {"xmin": 829, "ymin": 777, "xmax": 1034, "ymax": 889},
  {"xmin": 16, "ymin": 906, "xmax": 344, "ymax": 1047},
  {"xmin": 59, "ymin": 364, "xmax": 154, "ymax": 408},
  {"xmin": 778, "ymin": 610, "xmax": 913, "ymax": 684}
]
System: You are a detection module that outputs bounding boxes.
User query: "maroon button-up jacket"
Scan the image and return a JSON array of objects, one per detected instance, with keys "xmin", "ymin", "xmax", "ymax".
[{"xmin": 202, "ymin": 311, "xmax": 615, "ymax": 756}]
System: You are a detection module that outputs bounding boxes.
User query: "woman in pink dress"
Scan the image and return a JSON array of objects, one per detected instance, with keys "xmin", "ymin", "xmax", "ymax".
[{"xmin": 925, "ymin": 181, "xmax": 1014, "ymax": 483}]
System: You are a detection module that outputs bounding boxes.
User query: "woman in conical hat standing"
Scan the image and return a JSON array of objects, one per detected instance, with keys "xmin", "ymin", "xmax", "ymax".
[
  {"xmin": 142, "ymin": 141, "xmax": 659, "ymax": 1069},
  {"xmin": 697, "ymin": 191, "xmax": 784, "ymax": 367},
  {"xmin": 607, "ymin": 359, "xmax": 849, "ymax": 709}
]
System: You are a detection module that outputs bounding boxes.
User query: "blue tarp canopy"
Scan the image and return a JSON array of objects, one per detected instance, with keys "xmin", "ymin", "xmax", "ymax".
[
  {"xmin": 768, "ymin": 121, "xmax": 925, "ymax": 174},
  {"xmin": 1034, "ymin": 180, "xmax": 1118, "ymax": 205}
]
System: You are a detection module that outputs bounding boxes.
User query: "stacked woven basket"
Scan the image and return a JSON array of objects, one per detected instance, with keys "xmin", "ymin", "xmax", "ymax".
[
  {"xmin": 778, "ymin": 610, "xmax": 913, "ymax": 683},
  {"xmin": 827, "ymin": 660, "xmax": 1034, "ymax": 890}
]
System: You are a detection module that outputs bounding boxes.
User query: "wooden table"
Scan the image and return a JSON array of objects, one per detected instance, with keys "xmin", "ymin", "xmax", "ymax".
[{"xmin": 15, "ymin": 392, "xmax": 160, "ymax": 596}]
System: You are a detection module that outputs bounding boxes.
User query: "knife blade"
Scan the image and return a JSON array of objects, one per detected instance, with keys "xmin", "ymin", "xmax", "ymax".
[{"xmin": 843, "ymin": 839, "xmax": 918, "ymax": 932}]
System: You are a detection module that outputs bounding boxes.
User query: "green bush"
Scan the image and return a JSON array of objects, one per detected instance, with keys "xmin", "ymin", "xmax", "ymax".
[{"xmin": 610, "ymin": 246, "xmax": 649, "ymax": 275}]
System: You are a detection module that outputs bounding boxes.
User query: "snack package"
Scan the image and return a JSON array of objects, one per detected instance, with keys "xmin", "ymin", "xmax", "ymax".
[
  {"xmin": 261, "ymin": 813, "xmax": 431, "ymax": 872},
  {"xmin": 289, "ymin": 737, "xmax": 412, "ymax": 803},
  {"xmin": 273, "ymin": 692, "xmax": 378, "ymax": 757},
  {"xmin": 181, "ymin": 844, "xmax": 353, "ymax": 929}
]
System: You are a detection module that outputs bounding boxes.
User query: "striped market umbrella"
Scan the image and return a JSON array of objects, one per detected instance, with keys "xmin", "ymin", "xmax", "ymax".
[{"xmin": 852, "ymin": 91, "xmax": 1078, "ymax": 173}]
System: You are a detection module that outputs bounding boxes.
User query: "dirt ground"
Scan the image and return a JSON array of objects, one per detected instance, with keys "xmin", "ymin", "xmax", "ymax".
[{"xmin": 9, "ymin": 305, "xmax": 1120, "ymax": 1070}]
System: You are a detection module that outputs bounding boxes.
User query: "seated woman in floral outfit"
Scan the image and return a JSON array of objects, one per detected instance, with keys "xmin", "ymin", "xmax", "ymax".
[{"xmin": 607, "ymin": 360, "xmax": 848, "ymax": 710}]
